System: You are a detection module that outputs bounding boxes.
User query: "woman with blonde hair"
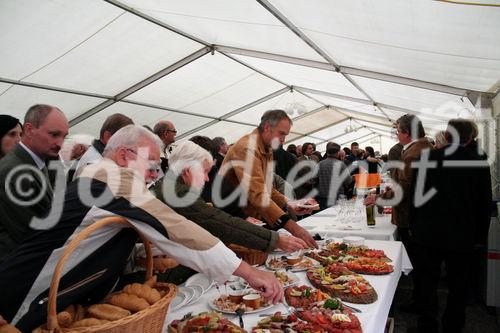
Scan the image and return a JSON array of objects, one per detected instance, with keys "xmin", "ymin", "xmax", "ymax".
[{"xmin": 434, "ymin": 130, "xmax": 447, "ymax": 149}]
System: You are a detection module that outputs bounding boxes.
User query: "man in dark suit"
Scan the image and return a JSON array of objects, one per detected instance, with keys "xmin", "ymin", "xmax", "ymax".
[
  {"xmin": 273, "ymin": 144, "xmax": 297, "ymax": 181},
  {"xmin": 410, "ymin": 119, "xmax": 492, "ymax": 333},
  {"xmin": 153, "ymin": 120, "xmax": 177, "ymax": 175},
  {"xmin": 212, "ymin": 137, "xmax": 228, "ymax": 169},
  {"xmin": 0, "ymin": 104, "xmax": 68, "ymax": 261},
  {"xmin": 295, "ymin": 142, "xmax": 319, "ymax": 199}
]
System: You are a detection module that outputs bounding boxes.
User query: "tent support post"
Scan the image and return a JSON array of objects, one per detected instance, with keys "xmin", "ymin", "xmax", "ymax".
[{"xmin": 493, "ymin": 95, "xmax": 500, "ymax": 198}]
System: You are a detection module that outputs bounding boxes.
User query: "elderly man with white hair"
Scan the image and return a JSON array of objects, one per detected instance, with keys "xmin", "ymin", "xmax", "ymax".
[
  {"xmin": 0, "ymin": 125, "xmax": 282, "ymax": 332},
  {"xmin": 151, "ymin": 141, "xmax": 307, "ymax": 283}
]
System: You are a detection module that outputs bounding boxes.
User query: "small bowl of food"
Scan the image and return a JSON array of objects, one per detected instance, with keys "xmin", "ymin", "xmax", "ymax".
[
  {"xmin": 228, "ymin": 290, "xmax": 244, "ymax": 304},
  {"xmin": 242, "ymin": 293, "xmax": 261, "ymax": 309},
  {"xmin": 286, "ymin": 255, "xmax": 302, "ymax": 265}
]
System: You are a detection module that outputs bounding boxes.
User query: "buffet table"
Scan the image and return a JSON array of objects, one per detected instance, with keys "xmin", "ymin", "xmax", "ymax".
[
  {"xmin": 163, "ymin": 239, "xmax": 412, "ymax": 333},
  {"xmin": 298, "ymin": 206, "xmax": 398, "ymax": 241}
]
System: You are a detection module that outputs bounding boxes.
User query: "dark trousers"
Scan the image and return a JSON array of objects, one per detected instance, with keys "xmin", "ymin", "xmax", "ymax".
[
  {"xmin": 398, "ymin": 227, "xmax": 419, "ymax": 301},
  {"xmin": 413, "ymin": 244, "xmax": 472, "ymax": 333}
]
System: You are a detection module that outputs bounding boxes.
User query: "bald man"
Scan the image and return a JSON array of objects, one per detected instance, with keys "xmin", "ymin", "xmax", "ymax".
[{"xmin": 153, "ymin": 120, "xmax": 177, "ymax": 174}]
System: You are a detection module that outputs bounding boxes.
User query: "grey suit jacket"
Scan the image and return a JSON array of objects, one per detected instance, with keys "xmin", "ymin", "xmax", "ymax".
[{"xmin": 0, "ymin": 144, "xmax": 54, "ymax": 261}]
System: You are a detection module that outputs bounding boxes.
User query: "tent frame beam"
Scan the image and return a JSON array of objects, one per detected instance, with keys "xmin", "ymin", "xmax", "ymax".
[
  {"xmin": 286, "ymin": 116, "xmax": 350, "ymax": 144},
  {"xmin": 0, "ymin": 77, "xmax": 112, "ymax": 100},
  {"xmin": 340, "ymin": 133, "xmax": 378, "ymax": 147},
  {"xmin": 69, "ymin": 46, "xmax": 211, "ymax": 127},
  {"xmin": 256, "ymin": 0, "xmax": 391, "ymax": 122},
  {"xmin": 350, "ymin": 116, "xmax": 438, "ymax": 134},
  {"xmin": 294, "ymin": 86, "xmax": 453, "ymax": 122},
  {"xmin": 175, "ymin": 86, "xmax": 290, "ymax": 140},
  {"xmin": 104, "ymin": 0, "xmax": 209, "ymax": 46}
]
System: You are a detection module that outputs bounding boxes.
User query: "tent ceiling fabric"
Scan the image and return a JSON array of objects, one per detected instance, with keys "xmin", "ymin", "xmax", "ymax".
[
  {"xmin": 119, "ymin": 0, "xmax": 325, "ymax": 61},
  {"xmin": 227, "ymin": 90, "xmax": 324, "ymax": 126},
  {"xmin": 1, "ymin": 0, "xmax": 498, "ymax": 147},
  {"xmin": 127, "ymin": 52, "xmax": 285, "ymax": 118},
  {"xmin": 232, "ymin": 55, "xmax": 368, "ymax": 99},
  {"xmin": 291, "ymin": 108, "xmax": 347, "ymax": 137},
  {"xmin": 269, "ymin": 0, "xmax": 500, "ymax": 92},
  {"xmin": 71, "ymin": 101, "xmax": 212, "ymax": 138},
  {"xmin": 0, "ymin": 83, "xmax": 106, "ymax": 121}
]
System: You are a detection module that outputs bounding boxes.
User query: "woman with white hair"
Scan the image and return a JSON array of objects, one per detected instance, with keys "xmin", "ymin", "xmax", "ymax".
[
  {"xmin": 434, "ymin": 130, "xmax": 448, "ymax": 149},
  {"xmin": 152, "ymin": 141, "xmax": 307, "ymax": 263}
]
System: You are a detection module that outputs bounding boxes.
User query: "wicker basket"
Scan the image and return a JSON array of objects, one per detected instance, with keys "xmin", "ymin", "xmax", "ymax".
[
  {"xmin": 228, "ymin": 244, "xmax": 268, "ymax": 266},
  {"xmin": 44, "ymin": 217, "xmax": 177, "ymax": 333}
]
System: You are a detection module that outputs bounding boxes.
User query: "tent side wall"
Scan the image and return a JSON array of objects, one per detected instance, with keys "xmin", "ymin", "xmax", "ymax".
[{"xmin": 493, "ymin": 94, "xmax": 500, "ymax": 198}]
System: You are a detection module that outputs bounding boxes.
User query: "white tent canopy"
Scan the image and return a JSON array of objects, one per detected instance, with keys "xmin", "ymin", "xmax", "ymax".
[{"xmin": 1, "ymin": 0, "xmax": 499, "ymax": 159}]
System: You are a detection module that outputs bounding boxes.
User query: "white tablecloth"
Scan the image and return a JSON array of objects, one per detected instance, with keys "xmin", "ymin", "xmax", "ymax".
[
  {"xmin": 163, "ymin": 240, "xmax": 412, "ymax": 333},
  {"xmin": 298, "ymin": 207, "xmax": 397, "ymax": 241}
]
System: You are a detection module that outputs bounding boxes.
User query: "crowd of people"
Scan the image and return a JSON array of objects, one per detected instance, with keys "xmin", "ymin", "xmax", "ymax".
[{"xmin": 0, "ymin": 105, "xmax": 493, "ymax": 333}]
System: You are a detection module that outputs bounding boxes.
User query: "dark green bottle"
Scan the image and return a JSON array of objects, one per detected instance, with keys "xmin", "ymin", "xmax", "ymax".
[{"xmin": 366, "ymin": 205, "xmax": 376, "ymax": 226}]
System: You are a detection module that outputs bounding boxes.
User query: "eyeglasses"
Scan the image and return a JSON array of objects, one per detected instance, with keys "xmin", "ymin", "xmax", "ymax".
[
  {"xmin": 166, "ymin": 129, "xmax": 177, "ymax": 134},
  {"xmin": 126, "ymin": 148, "xmax": 160, "ymax": 172}
]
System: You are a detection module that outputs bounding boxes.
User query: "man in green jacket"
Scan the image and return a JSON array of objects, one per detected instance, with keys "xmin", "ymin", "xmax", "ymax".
[{"xmin": 151, "ymin": 141, "xmax": 307, "ymax": 254}]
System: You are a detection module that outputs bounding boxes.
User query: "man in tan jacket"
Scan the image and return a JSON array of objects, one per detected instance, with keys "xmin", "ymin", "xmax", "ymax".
[{"xmin": 219, "ymin": 110, "xmax": 317, "ymax": 248}]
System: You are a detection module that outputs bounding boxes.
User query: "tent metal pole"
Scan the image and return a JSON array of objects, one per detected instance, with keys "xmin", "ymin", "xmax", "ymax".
[
  {"xmin": 376, "ymin": 103, "xmax": 453, "ymax": 122},
  {"xmin": 104, "ymin": 0, "xmax": 209, "ymax": 46},
  {"xmin": 495, "ymin": 112, "xmax": 500, "ymax": 198},
  {"xmin": 124, "ymin": 98, "xmax": 317, "ymax": 139},
  {"xmin": 256, "ymin": 0, "xmax": 393, "ymax": 122},
  {"xmin": 0, "ymin": 77, "xmax": 112, "ymax": 99},
  {"xmin": 220, "ymin": 52, "xmax": 289, "ymax": 87},
  {"xmin": 216, "ymin": 44, "xmax": 479, "ymax": 98},
  {"xmin": 295, "ymin": 86, "xmax": 453, "ymax": 122},
  {"xmin": 294, "ymin": 86, "xmax": 372, "ymax": 105},
  {"xmin": 285, "ymin": 117, "xmax": 351, "ymax": 144},
  {"xmin": 171, "ymin": 119, "xmax": 220, "ymax": 140},
  {"xmin": 290, "ymin": 105, "xmax": 327, "ymax": 121},
  {"xmin": 220, "ymin": 87, "xmax": 290, "ymax": 120},
  {"xmin": 69, "ymin": 46, "xmax": 211, "ymax": 127},
  {"xmin": 256, "ymin": 0, "xmax": 340, "ymax": 72},
  {"xmin": 255, "ymin": 0, "xmax": 479, "ymax": 120},
  {"xmin": 349, "ymin": 117, "xmax": 438, "ymax": 135},
  {"xmin": 122, "ymin": 100, "xmax": 219, "ymax": 120},
  {"xmin": 174, "ymin": 87, "xmax": 290, "ymax": 140},
  {"xmin": 357, "ymin": 134, "xmax": 384, "ymax": 148}
]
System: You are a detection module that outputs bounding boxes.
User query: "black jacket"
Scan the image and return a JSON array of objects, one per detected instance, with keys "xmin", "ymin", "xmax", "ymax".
[
  {"xmin": 273, "ymin": 147, "xmax": 297, "ymax": 181},
  {"xmin": 409, "ymin": 144, "xmax": 492, "ymax": 251},
  {"xmin": 0, "ymin": 144, "xmax": 58, "ymax": 261}
]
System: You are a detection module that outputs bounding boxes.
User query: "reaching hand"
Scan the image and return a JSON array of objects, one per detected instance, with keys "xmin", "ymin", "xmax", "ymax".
[
  {"xmin": 287, "ymin": 198, "xmax": 319, "ymax": 216},
  {"xmin": 233, "ymin": 262, "xmax": 283, "ymax": 304},
  {"xmin": 276, "ymin": 234, "xmax": 308, "ymax": 253},
  {"xmin": 284, "ymin": 220, "xmax": 318, "ymax": 249},
  {"xmin": 245, "ymin": 216, "xmax": 263, "ymax": 225},
  {"xmin": 245, "ymin": 268, "xmax": 283, "ymax": 304},
  {"xmin": 363, "ymin": 194, "xmax": 377, "ymax": 207}
]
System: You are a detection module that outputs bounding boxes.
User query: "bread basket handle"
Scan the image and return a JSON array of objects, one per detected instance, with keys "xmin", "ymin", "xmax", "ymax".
[{"xmin": 46, "ymin": 216, "xmax": 154, "ymax": 331}]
